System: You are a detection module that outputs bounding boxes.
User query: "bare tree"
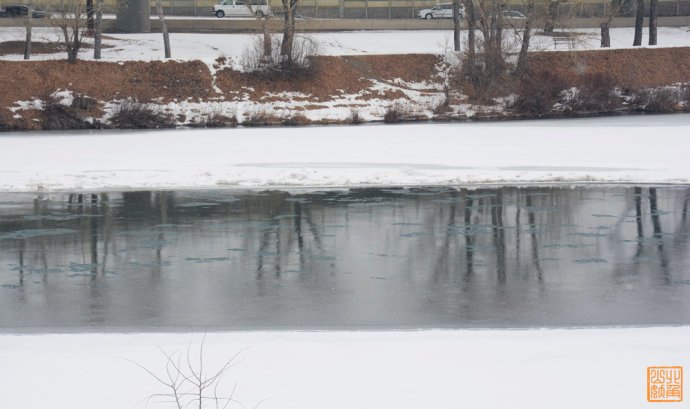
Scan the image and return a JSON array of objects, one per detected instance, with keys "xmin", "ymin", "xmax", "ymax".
[
  {"xmin": 93, "ymin": 0, "xmax": 104, "ymax": 59},
  {"xmin": 452, "ymin": 0, "xmax": 462, "ymax": 51},
  {"xmin": 155, "ymin": 0, "xmax": 172, "ymax": 59},
  {"xmin": 86, "ymin": 0, "xmax": 94, "ymax": 33},
  {"xmin": 649, "ymin": 0, "xmax": 657, "ymax": 45},
  {"xmin": 463, "ymin": 0, "xmax": 476, "ymax": 70},
  {"xmin": 516, "ymin": 0, "xmax": 538, "ymax": 74},
  {"xmin": 633, "ymin": 0, "xmax": 644, "ymax": 45},
  {"xmin": 23, "ymin": 1, "xmax": 34, "ymax": 60},
  {"xmin": 475, "ymin": 0, "xmax": 505, "ymax": 82},
  {"xmin": 247, "ymin": 0, "xmax": 272, "ymax": 60},
  {"xmin": 543, "ymin": 0, "xmax": 560, "ymax": 32},
  {"xmin": 599, "ymin": 0, "xmax": 628, "ymax": 47},
  {"xmin": 280, "ymin": 0, "xmax": 299, "ymax": 64},
  {"xmin": 53, "ymin": 0, "xmax": 86, "ymax": 64}
]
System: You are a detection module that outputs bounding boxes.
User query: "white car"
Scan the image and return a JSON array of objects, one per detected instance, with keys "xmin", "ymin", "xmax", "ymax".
[
  {"xmin": 418, "ymin": 3, "xmax": 465, "ymax": 19},
  {"xmin": 213, "ymin": 0, "xmax": 270, "ymax": 18},
  {"xmin": 502, "ymin": 10, "xmax": 527, "ymax": 20}
]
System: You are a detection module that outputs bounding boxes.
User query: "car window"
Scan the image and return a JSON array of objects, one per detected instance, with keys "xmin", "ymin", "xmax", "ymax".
[
  {"xmin": 432, "ymin": 5, "xmax": 440, "ymax": 10},
  {"xmin": 236, "ymin": 0, "xmax": 246, "ymax": 5}
]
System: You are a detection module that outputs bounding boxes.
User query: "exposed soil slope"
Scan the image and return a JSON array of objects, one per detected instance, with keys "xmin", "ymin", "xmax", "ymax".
[
  {"xmin": 527, "ymin": 47, "xmax": 690, "ymax": 88},
  {"xmin": 1, "ymin": 48, "xmax": 689, "ymax": 130}
]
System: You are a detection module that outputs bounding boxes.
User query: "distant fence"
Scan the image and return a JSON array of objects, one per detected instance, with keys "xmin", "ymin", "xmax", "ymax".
[
  {"xmin": 154, "ymin": 0, "xmax": 690, "ymax": 17},
  {"xmin": 2, "ymin": 0, "xmax": 690, "ymax": 17}
]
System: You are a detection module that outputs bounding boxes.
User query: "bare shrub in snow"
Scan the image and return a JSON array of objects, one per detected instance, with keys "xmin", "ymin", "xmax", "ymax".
[
  {"xmin": 383, "ymin": 101, "xmax": 421, "ymax": 123},
  {"xmin": 110, "ymin": 101, "xmax": 175, "ymax": 129},
  {"xmin": 130, "ymin": 335, "xmax": 247, "ymax": 409},
  {"xmin": 241, "ymin": 107, "xmax": 283, "ymax": 126},
  {"xmin": 191, "ymin": 106, "xmax": 238, "ymax": 128},
  {"xmin": 40, "ymin": 95, "xmax": 96, "ymax": 130},
  {"xmin": 282, "ymin": 113, "xmax": 310, "ymax": 126},
  {"xmin": 450, "ymin": 53, "xmax": 511, "ymax": 104},
  {"xmin": 674, "ymin": 84, "xmax": 690, "ymax": 111},
  {"xmin": 240, "ymin": 34, "xmax": 319, "ymax": 79},
  {"xmin": 512, "ymin": 71, "xmax": 567, "ymax": 116},
  {"xmin": 71, "ymin": 94, "xmax": 97, "ymax": 111},
  {"xmin": 348, "ymin": 109, "xmax": 362, "ymax": 125},
  {"xmin": 634, "ymin": 87, "xmax": 684, "ymax": 113},
  {"xmin": 569, "ymin": 73, "xmax": 621, "ymax": 113}
]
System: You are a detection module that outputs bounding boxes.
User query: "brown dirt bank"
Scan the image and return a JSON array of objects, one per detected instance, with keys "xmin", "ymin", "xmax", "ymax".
[
  {"xmin": 1, "ymin": 48, "xmax": 689, "ymax": 130},
  {"xmin": 0, "ymin": 59, "xmax": 216, "ymax": 108},
  {"xmin": 527, "ymin": 47, "xmax": 690, "ymax": 89}
]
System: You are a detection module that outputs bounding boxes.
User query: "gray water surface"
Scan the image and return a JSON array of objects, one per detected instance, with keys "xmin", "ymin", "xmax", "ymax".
[{"xmin": 0, "ymin": 186, "xmax": 688, "ymax": 332}]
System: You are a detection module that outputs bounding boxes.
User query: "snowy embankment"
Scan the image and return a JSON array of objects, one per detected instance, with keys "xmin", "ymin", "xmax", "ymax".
[
  {"xmin": 1, "ymin": 115, "xmax": 689, "ymax": 192},
  {"xmin": 1, "ymin": 26, "xmax": 690, "ymax": 63},
  {"xmin": 0, "ymin": 327, "xmax": 688, "ymax": 409}
]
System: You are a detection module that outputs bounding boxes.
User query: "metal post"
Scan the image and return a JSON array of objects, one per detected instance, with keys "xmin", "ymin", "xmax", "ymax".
[
  {"xmin": 365, "ymin": 0, "xmax": 368, "ymax": 18},
  {"xmin": 339, "ymin": 0, "xmax": 344, "ymax": 17}
]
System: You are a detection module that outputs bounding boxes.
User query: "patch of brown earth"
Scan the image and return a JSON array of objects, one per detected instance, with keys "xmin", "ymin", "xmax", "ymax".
[
  {"xmin": 527, "ymin": 47, "xmax": 690, "ymax": 90},
  {"xmin": 0, "ymin": 60, "xmax": 216, "ymax": 110},
  {"xmin": 215, "ymin": 56, "xmax": 374, "ymax": 102},
  {"xmin": 0, "ymin": 41, "xmax": 64, "ymax": 55},
  {"xmin": 350, "ymin": 54, "xmax": 445, "ymax": 84}
]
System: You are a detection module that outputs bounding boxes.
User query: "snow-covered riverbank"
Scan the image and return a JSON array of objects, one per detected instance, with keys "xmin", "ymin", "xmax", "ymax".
[
  {"xmin": 0, "ymin": 327, "xmax": 687, "ymax": 409},
  {"xmin": 1, "ymin": 115, "xmax": 689, "ymax": 192}
]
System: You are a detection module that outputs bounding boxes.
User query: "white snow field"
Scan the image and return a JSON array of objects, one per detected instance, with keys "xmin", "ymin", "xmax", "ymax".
[
  {"xmin": 1, "ymin": 114, "xmax": 689, "ymax": 192},
  {"xmin": 0, "ymin": 327, "xmax": 688, "ymax": 409},
  {"xmin": 1, "ymin": 26, "xmax": 689, "ymax": 62}
]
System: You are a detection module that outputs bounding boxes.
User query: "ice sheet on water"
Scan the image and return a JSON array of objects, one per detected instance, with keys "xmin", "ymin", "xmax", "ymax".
[
  {"xmin": 0, "ymin": 228, "xmax": 77, "ymax": 240},
  {"xmin": 573, "ymin": 258, "xmax": 608, "ymax": 264}
]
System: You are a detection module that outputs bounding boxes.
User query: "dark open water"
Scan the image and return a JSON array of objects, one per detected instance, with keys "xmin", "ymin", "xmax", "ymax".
[{"xmin": 0, "ymin": 185, "xmax": 688, "ymax": 332}]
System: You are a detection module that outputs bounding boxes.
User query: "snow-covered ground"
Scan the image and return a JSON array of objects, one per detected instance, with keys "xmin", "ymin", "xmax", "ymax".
[
  {"xmin": 0, "ymin": 327, "xmax": 687, "ymax": 409},
  {"xmin": 0, "ymin": 115, "xmax": 689, "ymax": 192},
  {"xmin": 1, "ymin": 26, "xmax": 689, "ymax": 63}
]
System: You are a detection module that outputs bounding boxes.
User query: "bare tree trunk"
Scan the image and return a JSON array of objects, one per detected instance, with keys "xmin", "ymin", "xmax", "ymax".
[
  {"xmin": 280, "ymin": 0, "xmax": 296, "ymax": 63},
  {"xmin": 24, "ymin": 3, "xmax": 32, "ymax": 60},
  {"xmin": 544, "ymin": 0, "xmax": 558, "ymax": 33},
  {"xmin": 649, "ymin": 0, "xmax": 657, "ymax": 45},
  {"xmin": 452, "ymin": 0, "xmax": 461, "ymax": 51},
  {"xmin": 94, "ymin": 0, "xmax": 103, "ymax": 59},
  {"xmin": 86, "ymin": 0, "xmax": 94, "ymax": 33},
  {"xmin": 600, "ymin": 22, "xmax": 610, "ymax": 47},
  {"xmin": 72, "ymin": 3, "xmax": 81, "ymax": 63},
  {"xmin": 156, "ymin": 0, "xmax": 171, "ymax": 58},
  {"xmin": 633, "ymin": 0, "xmax": 644, "ymax": 46},
  {"xmin": 516, "ymin": 3, "xmax": 534, "ymax": 74},
  {"xmin": 464, "ymin": 0, "xmax": 476, "ymax": 66},
  {"xmin": 262, "ymin": 17, "xmax": 272, "ymax": 59}
]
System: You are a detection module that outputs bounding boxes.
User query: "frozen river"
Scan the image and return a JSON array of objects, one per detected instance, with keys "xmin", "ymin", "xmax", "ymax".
[{"xmin": 0, "ymin": 185, "xmax": 688, "ymax": 331}]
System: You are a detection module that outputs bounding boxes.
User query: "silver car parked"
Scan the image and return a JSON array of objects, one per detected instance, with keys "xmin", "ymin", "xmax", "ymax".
[{"xmin": 418, "ymin": 3, "xmax": 464, "ymax": 19}]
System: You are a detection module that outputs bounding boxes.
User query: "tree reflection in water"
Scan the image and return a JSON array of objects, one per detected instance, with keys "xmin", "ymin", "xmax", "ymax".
[{"xmin": 0, "ymin": 186, "xmax": 688, "ymax": 331}]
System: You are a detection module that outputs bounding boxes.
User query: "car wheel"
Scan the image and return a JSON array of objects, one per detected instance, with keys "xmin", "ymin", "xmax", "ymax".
[
  {"xmin": 255, "ymin": 10, "xmax": 264, "ymax": 17},
  {"xmin": 215, "ymin": 10, "xmax": 225, "ymax": 18},
  {"xmin": 425, "ymin": 13, "xmax": 433, "ymax": 19}
]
